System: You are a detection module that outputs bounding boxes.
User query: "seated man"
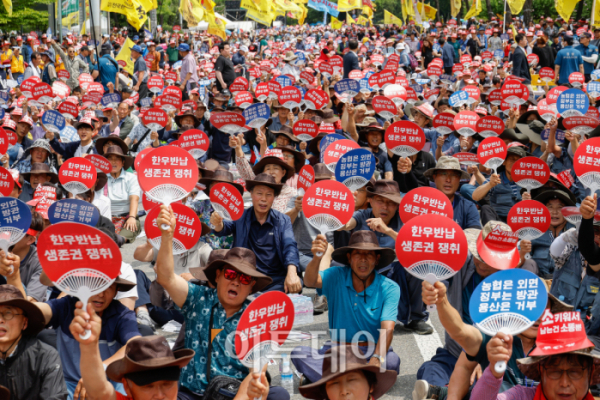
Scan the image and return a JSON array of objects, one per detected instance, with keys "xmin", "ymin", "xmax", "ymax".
[
  {"xmin": 292, "ymin": 230, "xmax": 400, "ymax": 383},
  {"xmin": 154, "ymin": 204, "xmax": 289, "ymax": 400},
  {"xmin": 46, "ymin": 117, "xmax": 98, "ymax": 160},
  {"xmin": 18, "ymin": 162, "xmax": 59, "ymax": 203},
  {"xmin": 12, "ymin": 138, "xmax": 56, "ymax": 174},
  {"xmin": 210, "ymin": 173, "xmax": 302, "ymax": 293},
  {"xmin": 0, "ymin": 284, "xmax": 68, "ymax": 399}
]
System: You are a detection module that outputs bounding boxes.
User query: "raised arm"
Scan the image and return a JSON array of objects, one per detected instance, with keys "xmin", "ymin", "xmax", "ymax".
[{"xmin": 304, "ymin": 234, "xmax": 328, "ymax": 289}]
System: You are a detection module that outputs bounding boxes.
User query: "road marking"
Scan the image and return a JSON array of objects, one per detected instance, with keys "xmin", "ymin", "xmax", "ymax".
[{"xmin": 413, "ymin": 320, "xmax": 444, "ymax": 362}]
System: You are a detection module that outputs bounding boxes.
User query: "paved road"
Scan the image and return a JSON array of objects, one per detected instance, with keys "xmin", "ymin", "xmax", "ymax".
[{"xmin": 123, "ymin": 222, "xmax": 446, "ymax": 400}]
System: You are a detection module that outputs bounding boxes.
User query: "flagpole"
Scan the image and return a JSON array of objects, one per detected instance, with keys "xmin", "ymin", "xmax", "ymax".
[{"xmin": 502, "ymin": 0, "xmax": 506, "ymax": 34}]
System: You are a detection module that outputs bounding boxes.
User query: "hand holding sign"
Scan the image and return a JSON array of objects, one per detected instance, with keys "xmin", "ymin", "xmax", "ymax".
[
  {"xmin": 297, "ymin": 165, "xmax": 315, "ymax": 196},
  {"xmin": 385, "ymin": 121, "xmax": 425, "ymax": 158},
  {"xmin": 322, "ymin": 139, "xmax": 360, "ymax": 173},
  {"xmin": 145, "ymin": 203, "xmax": 202, "ymax": 255},
  {"xmin": 59, "ymin": 158, "xmax": 98, "ymax": 196},
  {"xmin": 507, "ymin": 200, "xmax": 551, "ymax": 259},
  {"xmin": 511, "ymin": 156, "xmax": 550, "ymax": 193},
  {"xmin": 573, "ymin": 137, "xmax": 600, "ymax": 194},
  {"xmin": 209, "ymin": 182, "xmax": 244, "ymax": 221},
  {"xmin": 334, "ymin": 148, "xmax": 375, "ymax": 191},
  {"xmin": 178, "ymin": 129, "xmax": 210, "ymax": 159},
  {"xmin": 477, "ymin": 137, "xmax": 507, "ymax": 175}
]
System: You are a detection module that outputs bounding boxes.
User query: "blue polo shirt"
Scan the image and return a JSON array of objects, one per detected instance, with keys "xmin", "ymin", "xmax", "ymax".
[
  {"xmin": 574, "ymin": 43, "xmax": 599, "ymax": 75},
  {"xmin": 249, "ymin": 210, "xmax": 283, "ymax": 281},
  {"xmin": 452, "ymin": 194, "xmax": 481, "ymax": 230},
  {"xmin": 372, "ymin": 147, "xmax": 393, "ymax": 175},
  {"xmin": 47, "ymin": 296, "xmax": 139, "ymax": 385},
  {"xmin": 319, "ymin": 266, "xmax": 400, "ymax": 342},
  {"xmin": 208, "ymin": 125, "xmax": 234, "ymax": 163},
  {"xmin": 554, "ymin": 46, "xmax": 583, "ymax": 84},
  {"xmin": 352, "ymin": 209, "xmax": 403, "ymax": 251}
]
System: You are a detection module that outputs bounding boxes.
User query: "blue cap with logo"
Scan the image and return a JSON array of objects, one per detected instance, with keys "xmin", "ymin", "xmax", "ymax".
[
  {"xmin": 178, "ymin": 43, "xmax": 190, "ymax": 52},
  {"xmin": 130, "ymin": 44, "xmax": 143, "ymax": 53}
]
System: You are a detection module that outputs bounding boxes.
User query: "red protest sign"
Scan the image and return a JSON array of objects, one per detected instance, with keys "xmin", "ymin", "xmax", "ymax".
[
  {"xmin": 546, "ymin": 86, "xmax": 568, "ymax": 105},
  {"xmin": 235, "ymin": 291, "xmax": 294, "ymax": 363},
  {"xmin": 460, "ymin": 54, "xmax": 472, "ymax": 65},
  {"xmin": 563, "ymin": 116, "xmax": 599, "ymax": 135},
  {"xmin": 142, "ymin": 108, "xmax": 168, "ymax": 131},
  {"xmin": 433, "ymin": 113, "xmax": 456, "ymax": 135},
  {"xmin": 388, "ymin": 54, "xmax": 400, "ymax": 64},
  {"xmin": 178, "ymin": 129, "xmax": 210, "ymax": 159},
  {"xmin": 173, "ymin": 25, "xmax": 181, "ymax": 32},
  {"xmin": 230, "ymin": 82, "xmax": 247, "ymax": 93},
  {"xmin": 160, "ymin": 94, "xmax": 182, "ymax": 112},
  {"xmin": 255, "ymin": 83, "xmax": 269, "ymax": 101},
  {"xmin": 78, "ymin": 73, "xmax": 94, "ymax": 90},
  {"xmin": 527, "ymin": 53, "xmax": 539, "ymax": 66},
  {"xmin": 209, "ymin": 182, "xmax": 244, "ymax": 221},
  {"xmin": 57, "ymin": 102, "xmax": 78, "ymax": 119},
  {"xmin": 322, "ymin": 139, "xmax": 360, "ymax": 170},
  {"xmin": 370, "ymin": 54, "xmax": 384, "ymax": 66},
  {"xmin": 477, "ymin": 137, "xmax": 507, "ymax": 170},
  {"xmin": 453, "ymin": 111, "xmax": 480, "ymax": 136},
  {"xmin": 394, "ymin": 76, "xmax": 409, "ymax": 87},
  {"xmin": 424, "ymin": 88, "xmax": 440, "ymax": 102},
  {"xmin": 537, "ymin": 99, "xmax": 556, "ymax": 121},
  {"xmin": 396, "ymin": 214, "xmax": 468, "ymax": 280},
  {"xmin": 137, "ymin": 146, "xmax": 199, "ymax": 203},
  {"xmin": 148, "ymin": 76, "xmax": 165, "ymax": 93},
  {"xmin": 87, "ymin": 82, "xmax": 104, "ymax": 95},
  {"xmin": 557, "ymin": 170, "xmax": 575, "ymax": 189},
  {"xmin": 476, "ymin": 115, "xmax": 505, "ymax": 137},
  {"xmin": 38, "ymin": 222, "xmax": 121, "ymax": 282},
  {"xmin": 385, "ymin": 121, "xmax": 425, "ymax": 157},
  {"xmin": 328, "ymin": 55, "xmax": 343, "ymax": 73},
  {"xmin": 372, "ymin": 95, "xmax": 399, "ymax": 119},
  {"xmin": 84, "ymin": 154, "xmax": 112, "ymax": 174},
  {"xmin": 399, "ymin": 187, "xmax": 453, "ymax": 223},
  {"xmin": 501, "ymin": 81, "xmax": 529, "ymax": 105},
  {"xmin": 368, "ymin": 71, "xmax": 395, "ymax": 90},
  {"xmin": 142, "ymin": 192, "xmax": 182, "ymax": 212},
  {"xmin": 278, "ymin": 86, "xmax": 302, "ymax": 109},
  {"xmin": 0, "ymin": 166, "xmax": 14, "ymax": 196},
  {"xmin": 586, "ymin": 107, "xmax": 600, "ymax": 119},
  {"xmin": 58, "ymin": 69, "xmax": 70, "ymax": 81},
  {"xmin": 300, "ymin": 71, "xmax": 315, "ymax": 85},
  {"xmin": 481, "ymin": 51, "xmax": 493, "ymax": 61},
  {"xmin": 511, "ymin": 156, "xmax": 550, "ymax": 191},
  {"xmin": 453, "ymin": 152, "xmax": 479, "ymax": 166},
  {"xmin": 302, "ymin": 180, "xmax": 355, "ymax": 233},
  {"xmin": 234, "ymin": 91, "xmax": 253, "ymax": 109},
  {"xmin": 383, "ymin": 86, "xmax": 408, "ymax": 107},
  {"xmin": 507, "ymin": 200, "xmax": 551, "ymax": 239},
  {"xmin": 145, "ymin": 202, "xmax": 202, "ymax": 253},
  {"xmin": 319, "ymin": 62, "xmax": 334, "ymax": 77},
  {"xmin": 164, "ymin": 85, "xmax": 183, "ymax": 99},
  {"xmin": 267, "ymin": 80, "xmax": 282, "ymax": 98},
  {"xmin": 233, "ymin": 76, "xmax": 249, "ymax": 91},
  {"xmin": 3, "ymin": 129, "xmax": 16, "ymax": 146},
  {"xmin": 298, "ymin": 165, "xmax": 315, "ymax": 193},
  {"xmin": 569, "ymin": 72, "xmax": 585, "ymax": 87},
  {"xmin": 304, "ymin": 89, "xmax": 329, "ymax": 110},
  {"xmin": 21, "ymin": 77, "xmax": 38, "ymax": 98},
  {"xmin": 59, "ymin": 157, "xmax": 97, "ymax": 194},
  {"xmin": 573, "ymin": 137, "xmax": 600, "ymax": 192},
  {"xmin": 427, "ymin": 64, "xmax": 442, "ymax": 77},
  {"xmin": 31, "ymin": 82, "xmax": 54, "ymax": 104},
  {"xmin": 477, "ymin": 224, "xmax": 520, "ymax": 270},
  {"xmin": 464, "ymin": 85, "xmax": 481, "ymax": 102},
  {"xmin": 293, "ymin": 119, "xmax": 319, "ymax": 141},
  {"xmin": 209, "ymin": 112, "xmax": 246, "ymax": 135},
  {"xmin": 249, "ymin": 67, "xmax": 262, "ymax": 79},
  {"xmin": 0, "ymin": 129, "xmax": 8, "ymax": 155},
  {"xmin": 452, "ymin": 64, "xmax": 465, "ymax": 75},
  {"xmin": 539, "ymin": 67, "xmax": 555, "ymax": 82},
  {"xmin": 165, "ymin": 71, "xmax": 178, "ymax": 83},
  {"xmin": 405, "ymin": 87, "xmax": 419, "ymax": 104},
  {"xmin": 488, "ymin": 89, "xmax": 503, "ymax": 106},
  {"xmin": 81, "ymin": 92, "xmax": 102, "ymax": 105},
  {"xmin": 531, "ymin": 310, "xmax": 593, "ymax": 357},
  {"xmin": 349, "ymin": 70, "xmax": 364, "ymax": 80}
]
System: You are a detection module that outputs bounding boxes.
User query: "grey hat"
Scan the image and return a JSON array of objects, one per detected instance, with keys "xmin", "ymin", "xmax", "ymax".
[
  {"xmin": 516, "ymin": 120, "xmax": 545, "ymax": 146},
  {"xmin": 423, "ymin": 156, "xmax": 471, "ymax": 181}
]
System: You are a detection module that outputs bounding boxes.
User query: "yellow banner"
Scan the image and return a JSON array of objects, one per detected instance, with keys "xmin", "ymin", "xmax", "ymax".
[
  {"xmin": 179, "ymin": 0, "xmax": 204, "ymax": 26},
  {"xmin": 595, "ymin": 0, "xmax": 600, "ymax": 27},
  {"xmin": 101, "ymin": 0, "xmax": 149, "ymax": 30},
  {"xmin": 556, "ymin": 0, "xmax": 581, "ymax": 23},
  {"xmin": 450, "ymin": 0, "xmax": 461, "ymax": 17},
  {"xmin": 240, "ymin": 0, "xmax": 270, "ymax": 13},
  {"xmin": 297, "ymin": 3, "xmax": 307, "ymax": 23},
  {"xmin": 245, "ymin": 4, "xmax": 275, "ymax": 25},
  {"xmin": 331, "ymin": 16, "xmax": 343, "ymax": 29},
  {"xmin": 2, "ymin": 0, "xmax": 11, "ymax": 15},
  {"xmin": 338, "ymin": 0, "xmax": 362, "ymax": 12},
  {"xmin": 464, "ymin": 0, "xmax": 481, "ymax": 19},
  {"xmin": 511, "ymin": 24, "xmax": 518, "ymax": 38},
  {"xmin": 362, "ymin": 5, "xmax": 372, "ymax": 18},
  {"xmin": 384, "ymin": 9, "xmax": 403, "ymax": 25},
  {"xmin": 62, "ymin": 11, "xmax": 78, "ymax": 27},
  {"xmin": 401, "ymin": 0, "xmax": 408, "ymax": 21},
  {"xmin": 356, "ymin": 15, "xmax": 368, "ymax": 25},
  {"xmin": 347, "ymin": 13, "xmax": 355, "ymax": 23},
  {"xmin": 115, "ymin": 38, "xmax": 135, "ymax": 75},
  {"xmin": 417, "ymin": 2, "xmax": 436, "ymax": 20},
  {"xmin": 507, "ymin": 0, "xmax": 526, "ymax": 14}
]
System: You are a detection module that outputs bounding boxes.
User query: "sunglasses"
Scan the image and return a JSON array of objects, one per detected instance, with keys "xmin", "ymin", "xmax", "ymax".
[{"xmin": 223, "ymin": 268, "xmax": 253, "ymax": 285}]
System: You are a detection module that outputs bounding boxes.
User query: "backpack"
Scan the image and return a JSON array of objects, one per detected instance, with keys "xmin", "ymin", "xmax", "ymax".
[{"xmin": 408, "ymin": 53, "xmax": 419, "ymax": 69}]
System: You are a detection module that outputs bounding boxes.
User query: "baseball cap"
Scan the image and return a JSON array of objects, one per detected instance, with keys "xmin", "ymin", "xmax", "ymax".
[
  {"xmin": 133, "ymin": 35, "xmax": 139, "ymax": 41},
  {"xmin": 130, "ymin": 45, "xmax": 143, "ymax": 53},
  {"xmin": 178, "ymin": 43, "xmax": 190, "ymax": 52}
]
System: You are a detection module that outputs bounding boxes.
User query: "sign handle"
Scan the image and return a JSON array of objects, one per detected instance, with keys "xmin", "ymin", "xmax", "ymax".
[
  {"xmin": 494, "ymin": 327, "xmax": 510, "ymax": 374},
  {"xmin": 316, "ymin": 228, "xmax": 325, "ymax": 257},
  {"xmin": 424, "ymin": 273, "xmax": 437, "ymax": 311},
  {"xmin": 0, "ymin": 233, "xmax": 12, "ymax": 274},
  {"xmin": 79, "ymin": 293, "xmax": 92, "ymax": 340}
]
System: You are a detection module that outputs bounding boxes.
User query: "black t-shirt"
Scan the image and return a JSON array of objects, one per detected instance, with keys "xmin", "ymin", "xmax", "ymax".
[{"xmin": 214, "ymin": 55, "xmax": 236, "ymax": 91}]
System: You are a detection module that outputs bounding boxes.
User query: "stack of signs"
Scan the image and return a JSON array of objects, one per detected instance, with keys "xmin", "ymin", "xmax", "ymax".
[
  {"xmin": 48, "ymin": 199, "xmax": 100, "ymax": 227},
  {"xmin": 321, "ymin": 139, "xmax": 360, "ymax": 173},
  {"xmin": 573, "ymin": 137, "xmax": 600, "ymax": 194},
  {"xmin": 41, "ymin": 110, "xmax": 66, "ymax": 133},
  {"xmin": 511, "ymin": 156, "xmax": 550, "ymax": 193},
  {"xmin": 145, "ymin": 202, "xmax": 202, "ymax": 255},
  {"xmin": 477, "ymin": 137, "xmax": 507, "ymax": 174},
  {"xmin": 209, "ymin": 112, "xmax": 247, "ymax": 136},
  {"xmin": 385, "ymin": 121, "xmax": 425, "ymax": 157},
  {"xmin": 556, "ymin": 88, "xmax": 589, "ymax": 118},
  {"xmin": 507, "ymin": 200, "xmax": 551, "ymax": 259},
  {"xmin": 243, "ymin": 103, "xmax": 270, "ymax": 129},
  {"xmin": 209, "ymin": 182, "xmax": 244, "ymax": 221},
  {"xmin": 334, "ymin": 148, "xmax": 376, "ymax": 191},
  {"xmin": 399, "ymin": 187, "xmax": 454, "ymax": 222}
]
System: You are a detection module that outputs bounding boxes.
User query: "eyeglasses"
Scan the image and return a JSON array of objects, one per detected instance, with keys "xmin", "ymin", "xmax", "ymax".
[
  {"xmin": 544, "ymin": 368, "xmax": 586, "ymax": 380},
  {"xmin": 282, "ymin": 154, "xmax": 295, "ymax": 160},
  {"xmin": 0, "ymin": 310, "xmax": 23, "ymax": 321},
  {"xmin": 223, "ymin": 269, "xmax": 253, "ymax": 285}
]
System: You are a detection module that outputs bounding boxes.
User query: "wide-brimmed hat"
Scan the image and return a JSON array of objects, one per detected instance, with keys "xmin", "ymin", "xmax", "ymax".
[
  {"xmin": 174, "ymin": 110, "xmax": 201, "ymax": 129},
  {"xmin": 366, "ymin": 179, "xmax": 402, "ymax": 204},
  {"xmin": 319, "ymin": 109, "xmax": 340, "ymax": 123},
  {"xmin": 331, "ymin": 230, "xmax": 396, "ymax": 268},
  {"xmin": 466, "ymin": 221, "xmax": 520, "ymax": 270},
  {"xmin": 299, "ymin": 344, "xmax": 397, "ymax": 400},
  {"xmin": 283, "ymin": 51, "xmax": 298, "ymax": 61},
  {"xmin": 506, "ymin": 144, "xmax": 529, "ymax": 158},
  {"xmin": 423, "ymin": 156, "xmax": 470, "ymax": 181},
  {"xmin": 517, "ymin": 348, "xmax": 600, "ymax": 384},
  {"xmin": 251, "ymin": 149, "xmax": 295, "ymax": 182},
  {"xmin": 516, "ymin": 120, "xmax": 544, "ymax": 146},
  {"xmin": 189, "ymin": 249, "xmax": 229, "ymax": 281},
  {"xmin": 203, "ymin": 247, "xmax": 273, "ymax": 293},
  {"xmin": 517, "ymin": 109, "xmax": 540, "ymax": 124},
  {"xmin": 104, "ymin": 145, "xmax": 134, "ymax": 170},
  {"xmin": 22, "ymin": 139, "xmax": 51, "ymax": 159},
  {"xmin": 245, "ymin": 172, "xmax": 284, "ymax": 196},
  {"xmin": 107, "ymin": 335, "xmax": 194, "ymax": 382},
  {"xmin": 95, "ymin": 136, "xmax": 129, "ymax": 156},
  {"xmin": 279, "ymin": 145, "xmax": 306, "ymax": 173},
  {"xmin": 199, "ymin": 169, "xmax": 244, "ymax": 195},
  {"xmin": 499, "ymin": 128, "xmax": 529, "ymax": 144},
  {"xmin": 534, "ymin": 189, "xmax": 576, "ymax": 207},
  {"xmin": 313, "ymin": 163, "xmax": 333, "ymax": 181},
  {"xmin": 271, "ymin": 125, "xmax": 300, "ymax": 143},
  {"xmin": 0, "ymin": 285, "xmax": 46, "ymax": 336},
  {"xmin": 308, "ymin": 132, "xmax": 328, "ymax": 156},
  {"xmin": 22, "ymin": 163, "xmax": 58, "ymax": 184},
  {"xmin": 197, "ymin": 159, "xmax": 221, "ymax": 180},
  {"xmin": 213, "ymin": 93, "xmax": 230, "ymax": 103}
]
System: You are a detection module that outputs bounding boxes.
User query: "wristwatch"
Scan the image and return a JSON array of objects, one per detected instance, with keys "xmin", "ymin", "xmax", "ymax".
[{"xmin": 372, "ymin": 354, "xmax": 385, "ymax": 366}]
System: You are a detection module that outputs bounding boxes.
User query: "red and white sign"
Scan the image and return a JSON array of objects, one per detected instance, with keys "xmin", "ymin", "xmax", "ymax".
[
  {"xmin": 530, "ymin": 310, "xmax": 593, "ymax": 357},
  {"xmin": 453, "ymin": 111, "xmax": 480, "ymax": 136},
  {"xmin": 488, "ymin": 89, "xmax": 503, "ymax": 106},
  {"xmin": 209, "ymin": 182, "xmax": 245, "ymax": 221},
  {"xmin": 539, "ymin": 67, "xmax": 555, "ymax": 82},
  {"xmin": 569, "ymin": 72, "xmax": 585, "ymax": 87},
  {"xmin": 368, "ymin": 71, "xmax": 395, "ymax": 90},
  {"xmin": 557, "ymin": 170, "xmax": 575, "ymax": 189},
  {"xmin": 235, "ymin": 291, "xmax": 294, "ymax": 363},
  {"xmin": 0, "ymin": 129, "xmax": 8, "ymax": 156},
  {"xmin": 57, "ymin": 101, "xmax": 78, "ymax": 119},
  {"xmin": 232, "ymin": 76, "xmax": 249, "ymax": 91},
  {"xmin": 348, "ymin": 70, "xmax": 364, "ymax": 80},
  {"xmin": 78, "ymin": 73, "xmax": 94, "ymax": 90},
  {"xmin": 58, "ymin": 69, "xmax": 70, "ymax": 82},
  {"xmin": 405, "ymin": 87, "xmax": 419, "ymax": 104},
  {"xmin": 304, "ymin": 89, "xmax": 329, "ymax": 110},
  {"xmin": 424, "ymin": 88, "xmax": 440, "ymax": 102},
  {"xmin": 395, "ymin": 76, "xmax": 409, "ymax": 87},
  {"xmin": 328, "ymin": 56, "xmax": 343, "ymax": 74},
  {"xmin": 453, "ymin": 152, "xmax": 479, "ymax": 166},
  {"xmin": 164, "ymin": 86, "xmax": 183, "ymax": 100},
  {"xmin": 178, "ymin": 129, "xmax": 210, "ymax": 159},
  {"xmin": 537, "ymin": 99, "xmax": 556, "ymax": 121},
  {"xmin": 563, "ymin": 116, "xmax": 599, "ymax": 135},
  {"xmin": 173, "ymin": 25, "xmax": 181, "ymax": 32},
  {"xmin": 396, "ymin": 214, "xmax": 467, "ymax": 279},
  {"xmin": 142, "ymin": 108, "xmax": 168, "ymax": 131},
  {"xmin": 229, "ymin": 82, "xmax": 247, "ymax": 93},
  {"xmin": 234, "ymin": 91, "xmax": 254, "ymax": 109},
  {"xmin": 148, "ymin": 76, "xmax": 165, "ymax": 93},
  {"xmin": 370, "ymin": 54, "xmax": 384, "ymax": 66},
  {"xmin": 546, "ymin": 86, "xmax": 568, "ymax": 105},
  {"xmin": 255, "ymin": 83, "xmax": 270, "ymax": 101},
  {"xmin": 507, "ymin": 200, "xmax": 551, "ymax": 238},
  {"xmin": 298, "ymin": 165, "xmax": 315, "ymax": 193},
  {"xmin": 477, "ymin": 137, "xmax": 507, "ymax": 170},
  {"xmin": 481, "ymin": 51, "xmax": 493, "ymax": 61},
  {"xmin": 399, "ymin": 187, "xmax": 454, "ymax": 223},
  {"xmin": 249, "ymin": 67, "xmax": 262, "ymax": 79},
  {"xmin": 87, "ymin": 83, "xmax": 104, "ymax": 96},
  {"xmin": 427, "ymin": 64, "xmax": 442, "ymax": 78},
  {"xmin": 302, "ymin": 180, "xmax": 355, "ymax": 233},
  {"xmin": 4, "ymin": 129, "xmax": 16, "ymax": 146},
  {"xmin": 278, "ymin": 87, "xmax": 302, "ymax": 109},
  {"xmin": 460, "ymin": 54, "xmax": 472, "ymax": 65},
  {"xmin": 477, "ymin": 224, "xmax": 520, "ymax": 269},
  {"xmin": 137, "ymin": 146, "xmax": 199, "ymax": 204},
  {"xmin": 385, "ymin": 121, "xmax": 425, "ymax": 157},
  {"xmin": 31, "ymin": 82, "xmax": 54, "ymax": 104},
  {"xmin": 145, "ymin": 202, "xmax": 202, "ymax": 252},
  {"xmin": 501, "ymin": 81, "xmax": 529, "ymax": 105},
  {"xmin": 81, "ymin": 92, "xmax": 102, "ymax": 106},
  {"xmin": 293, "ymin": 119, "xmax": 319, "ymax": 141},
  {"xmin": 573, "ymin": 137, "xmax": 600, "ymax": 190},
  {"xmin": 0, "ymin": 166, "xmax": 14, "ymax": 196},
  {"xmin": 209, "ymin": 112, "xmax": 247, "ymax": 135},
  {"xmin": 433, "ymin": 113, "xmax": 456, "ymax": 135},
  {"xmin": 160, "ymin": 94, "xmax": 182, "ymax": 112},
  {"xmin": 21, "ymin": 77, "xmax": 39, "ymax": 98},
  {"xmin": 372, "ymin": 95, "xmax": 398, "ymax": 120},
  {"xmin": 165, "ymin": 71, "xmax": 178, "ymax": 84},
  {"xmin": 452, "ymin": 64, "xmax": 465, "ymax": 74},
  {"xmin": 527, "ymin": 53, "xmax": 539, "ymax": 66},
  {"xmin": 135, "ymin": 147, "xmax": 154, "ymax": 170},
  {"xmin": 267, "ymin": 80, "xmax": 282, "ymax": 98},
  {"xmin": 319, "ymin": 62, "xmax": 334, "ymax": 77},
  {"xmin": 322, "ymin": 139, "xmax": 360, "ymax": 168},
  {"xmin": 141, "ymin": 192, "xmax": 183, "ymax": 212},
  {"xmin": 476, "ymin": 115, "xmax": 504, "ymax": 137},
  {"xmin": 84, "ymin": 154, "xmax": 112, "ymax": 174},
  {"xmin": 383, "ymin": 85, "xmax": 408, "ymax": 106},
  {"xmin": 59, "ymin": 157, "xmax": 98, "ymax": 194},
  {"xmin": 300, "ymin": 71, "xmax": 315, "ymax": 85},
  {"xmin": 512, "ymin": 156, "xmax": 550, "ymax": 190},
  {"xmin": 586, "ymin": 107, "xmax": 600, "ymax": 120},
  {"xmin": 464, "ymin": 85, "xmax": 481, "ymax": 103},
  {"xmin": 38, "ymin": 223, "xmax": 121, "ymax": 281}
]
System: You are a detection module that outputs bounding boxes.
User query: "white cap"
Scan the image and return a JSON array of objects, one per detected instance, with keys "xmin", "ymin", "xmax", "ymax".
[
  {"xmin": 240, "ymin": 45, "xmax": 248, "ymax": 52},
  {"xmin": 396, "ymin": 43, "xmax": 405, "ymax": 50}
]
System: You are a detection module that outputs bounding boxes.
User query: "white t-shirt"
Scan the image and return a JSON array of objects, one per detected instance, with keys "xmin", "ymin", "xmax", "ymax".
[
  {"xmin": 115, "ymin": 262, "xmax": 138, "ymax": 301},
  {"xmin": 93, "ymin": 190, "xmax": 112, "ymax": 220},
  {"xmin": 74, "ymin": 142, "xmax": 94, "ymax": 158}
]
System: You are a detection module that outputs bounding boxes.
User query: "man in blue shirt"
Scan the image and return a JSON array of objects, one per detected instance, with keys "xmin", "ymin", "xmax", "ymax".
[
  {"xmin": 98, "ymin": 43, "xmax": 119, "ymax": 92},
  {"xmin": 574, "ymin": 32, "xmax": 599, "ymax": 82},
  {"xmin": 292, "ymin": 230, "xmax": 401, "ymax": 383},
  {"xmin": 554, "ymin": 35, "xmax": 584, "ymax": 85},
  {"xmin": 477, "ymin": 26, "xmax": 488, "ymax": 50},
  {"xmin": 212, "ymin": 173, "xmax": 302, "ymax": 293},
  {"xmin": 440, "ymin": 38, "xmax": 455, "ymax": 75}
]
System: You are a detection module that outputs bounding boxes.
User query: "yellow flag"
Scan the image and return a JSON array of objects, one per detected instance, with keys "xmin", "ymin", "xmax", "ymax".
[
  {"xmin": 338, "ymin": 0, "xmax": 362, "ymax": 12},
  {"xmin": 115, "ymin": 38, "xmax": 135, "ymax": 75},
  {"xmin": 450, "ymin": 0, "xmax": 461, "ymax": 17},
  {"xmin": 401, "ymin": 0, "xmax": 408, "ymax": 21},
  {"xmin": 506, "ymin": 0, "xmax": 526, "ymax": 14},
  {"xmin": 556, "ymin": 0, "xmax": 581, "ymax": 23},
  {"xmin": 101, "ymin": 0, "xmax": 149, "ymax": 30},
  {"xmin": 362, "ymin": 5, "xmax": 372, "ymax": 18},
  {"xmin": 2, "ymin": 0, "xmax": 11, "ymax": 15},
  {"xmin": 356, "ymin": 15, "xmax": 368, "ymax": 25},
  {"xmin": 511, "ymin": 24, "xmax": 518, "ymax": 38},
  {"xmin": 384, "ymin": 9, "xmax": 403, "ymax": 25},
  {"xmin": 417, "ymin": 2, "xmax": 436, "ymax": 20},
  {"xmin": 594, "ymin": 0, "xmax": 600, "ymax": 27},
  {"xmin": 347, "ymin": 13, "xmax": 355, "ymax": 24},
  {"xmin": 331, "ymin": 16, "xmax": 343, "ymax": 29},
  {"xmin": 297, "ymin": 3, "xmax": 307, "ymax": 23},
  {"xmin": 464, "ymin": 0, "xmax": 481, "ymax": 19}
]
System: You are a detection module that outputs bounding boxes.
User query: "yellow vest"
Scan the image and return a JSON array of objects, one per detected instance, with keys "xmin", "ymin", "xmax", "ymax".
[
  {"xmin": 11, "ymin": 55, "xmax": 24, "ymax": 74},
  {"xmin": 0, "ymin": 50, "xmax": 12, "ymax": 63}
]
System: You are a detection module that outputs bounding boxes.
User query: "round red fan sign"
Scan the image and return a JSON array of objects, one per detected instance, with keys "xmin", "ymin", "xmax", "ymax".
[
  {"xmin": 322, "ymin": 139, "xmax": 360, "ymax": 172},
  {"xmin": 453, "ymin": 111, "xmax": 480, "ymax": 136},
  {"xmin": 142, "ymin": 108, "xmax": 168, "ymax": 131},
  {"xmin": 209, "ymin": 182, "xmax": 244, "ymax": 221},
  {"xmin": 512, "ymin": 156, "xmax": 550, "ymax": 192},
  {"xmin": 385, "ymin": 121, "xmax": 425, "ymax": 157},
  {"xmin": 210, "ymin": 112, "xmax": 247, "ymax": 135},
  {"xmin": 433, "ymin": 113, "xmax": 456, "ymax": 135},
  {"xmin": 304, "ymin": 89, "xmax": 329, "ymax": 110},
  {"xmin": 298, "ymin": 165, "xmax": 315, "ymax": 194},
  {"xmin": 0, "ymin": 166, "xmax": 14, "ymax": 196},
  {"xmin": 477, "ymin": 137, "xmax": 507, "ymax": 173},
  {"xmin": 178, "ymin": 129, "xmax": 210, "ymax": 159},
  {"xmin": 293, "ymin": 120, "xmax": 319, "ymax": 141},
  {"xmin": 507, "ymin": 200, "xmax": 551, "ymax": 239},
  {"xmin": 476, "ymin": 115, "xmax": 504, "ymax": 138},
  {"xmin": 85, "ymin": 154, "xmax": 112, "ymax": 174},
  {"xmin": 145, "ymin": 202, "xmax": 202, "ymax": 254},
  {"xmin": 399, "ymin": 187, "xmax": 454, "ymax": 223},
  {"xmin": 302, "ymin": 180, "xmax": 355, "ymax": 237},
  {"xmin": 573, "ymin": 137, "xmax": 600, "ymax": 193},
  {"xmin": 59, "ymin": 157, "xmax": 98, "ymax": 195},
  {"xmin": 372, "ymin": 95, "xmax": 398, "ymax": 120}
]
